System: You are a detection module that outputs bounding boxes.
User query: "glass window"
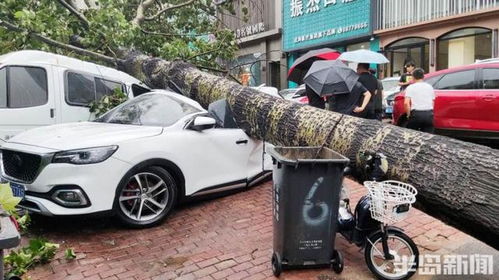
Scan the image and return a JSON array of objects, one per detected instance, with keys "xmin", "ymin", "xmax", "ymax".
[
  {"xmin": 482, "ymin": 68, "xmax": 499, "ymax": 89},
  {"xmin": 131, "ymin": 84, "xmax": 150, "ymax": 97},
  {"xmin": 97, "ymin": 94, "xmax": 201, "ymax": 127},
  {"xmin": 435, "ymin": 70, "xmax": 475, "ymax": 90},
  {"xmin": 388, "ymin": 38, "xmax": 428, "ymax": 48},
  {"xmin": 385, "ymin": 37, "xmax": 430, "ymax": 77},
  {"xmin": 96, "ymin": 78, "xmax": 122, "ymax": 100},
  {"xmin": 9, "ymin": 67, "xmax": 48, "ymax": 108},
  {"xmin": 294, "ymin": 88, "xmax": 306, "ymax": 98},
  {"xmin": 437, "ymin": 28, "xmax": 492, "ymax": 70},
  {"xmin": 0, "ymin": 68, "xmax": 6, "ymax": 108},
  {"xmin": 67, "ymin": 72, "xmax": 95, "ymax": 105},
  {"xmin": 381, "ymin": 79, "xmax": 399, "ymax": 92},
  {"xmin": 424, "ymin": 75, "xmax": 442, "ymax": 87}
]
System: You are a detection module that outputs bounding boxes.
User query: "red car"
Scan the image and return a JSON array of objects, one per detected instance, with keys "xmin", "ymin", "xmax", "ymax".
[{"xmin": 392, "ymin": 62, "xmax": 499, "ymax": 141}]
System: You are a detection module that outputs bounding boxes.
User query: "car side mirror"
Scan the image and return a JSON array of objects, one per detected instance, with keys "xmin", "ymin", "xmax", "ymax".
[{"xmin": 189, "ymin": 116, "xmax": 216, "ymax": 131}]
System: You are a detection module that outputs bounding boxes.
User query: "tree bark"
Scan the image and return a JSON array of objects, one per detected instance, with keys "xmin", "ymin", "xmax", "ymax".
[{"xmin": 119, "ymin": 52, "xmax": 499, "ymax": 249}]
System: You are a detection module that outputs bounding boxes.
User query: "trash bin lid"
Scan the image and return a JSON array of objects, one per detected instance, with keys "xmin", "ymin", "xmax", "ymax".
[{"xmin": 268, "ymin": 146, "xmax": 350, "ymax": 166}]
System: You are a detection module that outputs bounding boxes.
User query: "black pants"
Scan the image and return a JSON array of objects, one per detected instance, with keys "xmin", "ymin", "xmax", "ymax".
[
  {"xmin": 375, "ymin": 109, "xmax": 383, "ymax": 121},
  {"xmin": 407, "ymin": 110, "xmax": 434, "ymax": 133}
]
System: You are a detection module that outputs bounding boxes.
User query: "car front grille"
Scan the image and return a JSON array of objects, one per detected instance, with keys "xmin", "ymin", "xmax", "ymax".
[{"xmin": 1, "ymin": 149, "xmax": 42, "ymax": 183}]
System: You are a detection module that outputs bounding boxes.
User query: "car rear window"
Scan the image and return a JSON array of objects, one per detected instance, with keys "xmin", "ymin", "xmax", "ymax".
[
  {"xmin": 435, "ymin": 70, "xmax": 476, "ymax": 90},
  {"xmin": 482, "ymin": 68, "xmax": 499, "ymax": 89}
]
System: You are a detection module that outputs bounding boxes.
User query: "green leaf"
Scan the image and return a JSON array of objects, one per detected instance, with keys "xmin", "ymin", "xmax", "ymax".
[
  {"xmin": 64, "ymin": 248, "xmax": 76, "ymax": 260},
  {"xmin": 0, "ymin": 182, "xmax": 22, "ymax": 212},
  {"xmin": 14, "ymin": 10, "xmax": 25, "ymax": 19}
]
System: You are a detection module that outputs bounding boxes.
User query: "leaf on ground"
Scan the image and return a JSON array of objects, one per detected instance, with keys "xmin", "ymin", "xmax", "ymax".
[
  {"xmin": 64, "ymin": 248, "xmax": 76, "ymax": 260},
  {"xmin": 0, "ymin": 183, "xmax": 21, "ymax": 212}
]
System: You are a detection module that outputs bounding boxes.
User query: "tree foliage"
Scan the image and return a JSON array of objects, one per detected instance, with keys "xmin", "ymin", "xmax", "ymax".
[{"xmin": 0, "ymin": 0, "xmax": 240, "ymax": 69}]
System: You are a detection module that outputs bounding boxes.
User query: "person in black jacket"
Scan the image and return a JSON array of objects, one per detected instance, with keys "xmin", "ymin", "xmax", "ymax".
[
  {"xmin": 369, "ymin": 68, "xmax": 384, "ymax": 121},
  {"xmin": 357, "ymin": 63, "xmax": 378, "ymax": 119},
  {"xmin": 328, "ymin": 82, "xmax": 371, "ymax": 117}
]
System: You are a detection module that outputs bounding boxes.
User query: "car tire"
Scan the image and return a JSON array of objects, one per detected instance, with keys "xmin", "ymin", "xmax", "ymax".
[{"xmin": 114, "ymin": 166, "xmax": 177, "ymax": 228}]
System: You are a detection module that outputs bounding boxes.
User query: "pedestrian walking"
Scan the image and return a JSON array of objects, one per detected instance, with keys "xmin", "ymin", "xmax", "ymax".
[
  {"xmin": 369, "ymin": 68, "xmax": 384, "ymax": 121},
  {"xmin": 399, "ymin": 61, "xmax": 415, "ymax": 91},
  {"xmin": 404, "ymin": 68, "xmax": 435, "ymax": 133},
  {"xmin": 305, "ymin": 84, "xmax": 325, "ymax": 109},
  {"xmin": 357, "ymin": 63, "xmax": 377, "ymax": 119}
]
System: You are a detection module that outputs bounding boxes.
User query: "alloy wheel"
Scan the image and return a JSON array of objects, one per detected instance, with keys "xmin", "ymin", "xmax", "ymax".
[{"xmin": 119, "ymin": 172, "xmax": 170, "ymax": 222}]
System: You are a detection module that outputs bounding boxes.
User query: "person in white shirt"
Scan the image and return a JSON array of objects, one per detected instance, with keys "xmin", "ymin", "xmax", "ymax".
[{"xmin": 404, "ymin": 68, "xmax": 436, "ymax": 133}]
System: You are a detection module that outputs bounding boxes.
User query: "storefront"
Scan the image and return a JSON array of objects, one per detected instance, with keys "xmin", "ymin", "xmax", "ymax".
[
  {"xmin": 376, "ymin": 5, "xmax": 499, "ymax": 77},
  {"xmin": 220, "ymin": 0, "xmax": 287, "ymax": 89},
  {"xmin": 282, "ymin": 0, "xmax": 376, "ymax": 87}
]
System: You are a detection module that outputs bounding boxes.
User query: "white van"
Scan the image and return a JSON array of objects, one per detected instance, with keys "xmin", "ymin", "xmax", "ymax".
[{"xmin": 0, "ymin": 50, "xmax": 149, "ymax": 145}]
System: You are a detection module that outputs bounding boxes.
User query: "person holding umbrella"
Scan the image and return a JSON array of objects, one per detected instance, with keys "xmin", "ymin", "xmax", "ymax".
[
  {"xmin": 305, "ymin": 84, "xmax": 325, "ymax": 109},
  {"xmin": 303, "ymin": 60, "xmax": 371, "ymax": 117},
  {"xmin": 336, "ymin": 49, "xmax": 390, "ymax": 118},
  {"xmin": 329, "ymin": 82, "xmax": 371, "ymax": 117}
]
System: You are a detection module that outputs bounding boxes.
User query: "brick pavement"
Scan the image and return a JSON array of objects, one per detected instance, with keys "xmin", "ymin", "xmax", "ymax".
[{"xmin": 24, "ymin": 179, "xmax": 477, "ymax": 280}]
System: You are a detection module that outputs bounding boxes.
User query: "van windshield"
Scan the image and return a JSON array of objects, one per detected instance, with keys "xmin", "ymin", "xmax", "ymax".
[{"xmin": 95, "ymin": 94, "xmax": 201, "ymax": 127}]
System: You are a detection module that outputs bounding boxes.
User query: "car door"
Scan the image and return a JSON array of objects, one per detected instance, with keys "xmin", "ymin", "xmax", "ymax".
[
  {"xmin": 180, "ymin": 123, "xmax": 258, "ymax": 195},
  {"xmin": 475, "ymin": 67, "xmax": 499, "ymax": 132},
  {"xmin": 433, "ymin": 69, "xmax": 478, "ymax": 131},
  {"xmin": 0, "ymin": 65, "xmax": 56, "ymax": 143}
]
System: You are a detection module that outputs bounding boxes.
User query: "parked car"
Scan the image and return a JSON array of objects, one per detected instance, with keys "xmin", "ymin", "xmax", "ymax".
[
  {"xmin": 251, "ymin": 84, "xmax": 281, "ymax": 98},
  {"xmin": 392, "ymin": 63, "xmax": 499, "ymax": 141},
  {"xmin": 0, "ymin": 50, "xmax": 149, "ymax": 146},
  {"xmin": 0, "ymin": 90, "xmax": 271, "ymax": 228},
  {"xmin": 279, "ymin": 84, "xmax": 308, "ymax": 104},
  {"xmin": 380, "ymin": 77, "xmax": 401, "ymax": 117}
]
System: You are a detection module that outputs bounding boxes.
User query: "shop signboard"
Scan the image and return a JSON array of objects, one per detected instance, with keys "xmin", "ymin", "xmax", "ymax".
[{"xmin": 283, "ymin": 0, "xmax": 373, "ymax": 51}]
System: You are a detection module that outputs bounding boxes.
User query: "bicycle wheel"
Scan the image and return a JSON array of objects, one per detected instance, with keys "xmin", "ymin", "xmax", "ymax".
[{"xmin": 364, "ymin": 230, "xmax": 419, "ymax": 280}]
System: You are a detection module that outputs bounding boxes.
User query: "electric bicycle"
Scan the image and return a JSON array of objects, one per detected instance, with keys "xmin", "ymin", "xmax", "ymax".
[{"xmin": 337, "ymin": 152, "xmax": 419, "ymax": 280}]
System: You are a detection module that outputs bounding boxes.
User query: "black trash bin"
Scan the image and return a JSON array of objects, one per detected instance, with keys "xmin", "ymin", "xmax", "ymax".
[{"xmin": 268, "ymin": 146, "xmax": 349, "ymax": 276}]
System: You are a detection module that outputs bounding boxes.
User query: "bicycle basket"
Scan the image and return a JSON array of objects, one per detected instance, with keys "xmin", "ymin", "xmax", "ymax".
[{"xmin": 364, "ymin": 180, "xmax": 418, "ymax": 224}]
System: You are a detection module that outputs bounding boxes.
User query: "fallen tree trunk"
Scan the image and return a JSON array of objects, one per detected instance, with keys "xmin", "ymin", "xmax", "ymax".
[{"xmin": 119, "ymin": 52, "xmax": 499, "ymax": 249}]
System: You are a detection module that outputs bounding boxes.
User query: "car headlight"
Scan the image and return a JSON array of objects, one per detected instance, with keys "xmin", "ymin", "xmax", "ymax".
[{"xmin": 52, "ymin": 146, "xmax": 118, "ymax": 165}]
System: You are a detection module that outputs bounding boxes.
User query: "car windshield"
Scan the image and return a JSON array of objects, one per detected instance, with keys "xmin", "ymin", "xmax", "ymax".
[
  {"xmin": 95, "ymin": 93, "xmax": 201, "ymax": 126},
  {"xmin": 382, "ymin": 79, "xmax": 400, "ymax": 92},
  {"xmin": 279, "ymin": 89, "xmax": 297, "ymax": 99}
]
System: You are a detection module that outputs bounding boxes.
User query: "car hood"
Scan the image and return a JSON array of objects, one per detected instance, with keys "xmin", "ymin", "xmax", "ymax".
[{"xmin": 6, "ymin": 122, "xmax": 162, "ymax": 151}]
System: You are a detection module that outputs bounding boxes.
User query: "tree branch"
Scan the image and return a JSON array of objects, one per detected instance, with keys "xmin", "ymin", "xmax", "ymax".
[
  {"xmin": 144, "ymin": 0, "xmax": 196, "ymax": 21},
  {"xmin": 187, "ymin": 31, "xmax": 233, "ymax": 60},
  {"xmin": 56, "ymin": 0, "xmax": 90, "ymax": 28},
  {"xmin": 0, "ymin": 19, "xmax": 120, "ymax": 65},
  {"xmin": 133, "ymin": 0, "xmax": 156, "ymax": 25},
  {"xmin": 195, "ymin": 64, "xmax": 228, "ymax": 73},
  {"xmin": 140, "ymin": 28, "xmax": 209, "ymax": 37}
]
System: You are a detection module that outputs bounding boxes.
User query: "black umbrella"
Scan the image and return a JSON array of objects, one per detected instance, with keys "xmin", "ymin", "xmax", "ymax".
[
  {"xmin": 207, "ymin": 99, "xmax": 238, "ymax": 128},
  {"xmin": 303, "ymin": 60, "xmax": 359, "ymax": 96},
  {"xmin": 287, "ymin": 48, "xmax": 341, "ymax": 84}
]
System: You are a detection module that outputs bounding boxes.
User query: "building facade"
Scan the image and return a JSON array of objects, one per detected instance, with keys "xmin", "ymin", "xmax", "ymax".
[
  {"xmin": 282, "ymin": 0, "xmax": 377, "ymax": 87},
  {"xmin": 375, "ymin": 0, "xmax": 499, "ymax": 77},
  {"xmin": 219, "ymin": 0, "xmax": 287, "ymax": 89}
]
